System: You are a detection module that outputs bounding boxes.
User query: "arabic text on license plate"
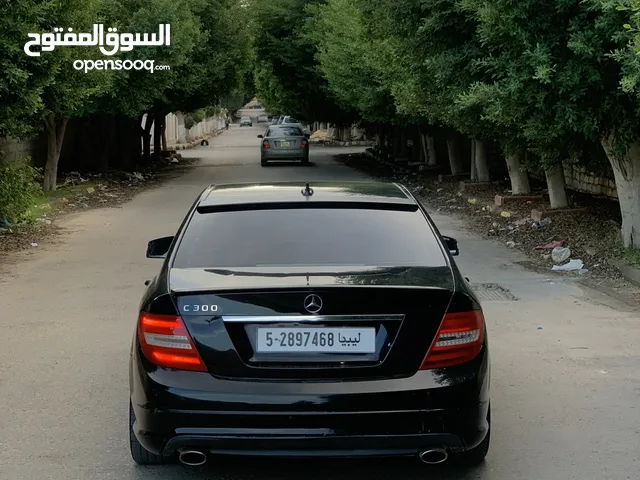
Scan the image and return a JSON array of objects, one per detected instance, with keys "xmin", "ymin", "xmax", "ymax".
[
  {"xmin": 280, "ymin": 141, "xmax": 290, "ymax": 147},
  {"xmin": 256, "ymin": 327, "xmax": 376, "ymax": 353}
]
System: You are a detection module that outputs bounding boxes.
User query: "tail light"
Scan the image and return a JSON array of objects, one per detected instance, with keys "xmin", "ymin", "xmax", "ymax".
[
  {"xmin": 137, "ymin": 313, "xmax": 207, "ymax": 372},
  {"xmin": 262, "ymin": 140, "xmax": 270, "ymax": 149},
  {"xmin": 300, "ymin": 140, "xmax": 307, "ymax": 148},
  {"xmin": 420, "ymin": 310, "xmax": 485, "ymax": 369}
]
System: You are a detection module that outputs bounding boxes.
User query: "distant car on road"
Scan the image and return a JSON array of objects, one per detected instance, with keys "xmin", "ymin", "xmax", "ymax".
[
  {"xmin": 281, "ymin": 115, "xmax": 299, "ymax": 124},
  {"xmin": 130, "ymin": 181, "xmax": 491, "ymax": 468},
  {"xmin": 239, "ymin": 116, "xmax": 252, "ymax": 127},
  {"xmin": 257, "ymin": 115, "xmax": 268, "ymax": 123},
  {"xmin": 270, "ymin": 123, "xmax": 310, "ymax": 136},
  {"xmin": 258, "ymin": 125, "xmax": 310, "ymax": 166}
]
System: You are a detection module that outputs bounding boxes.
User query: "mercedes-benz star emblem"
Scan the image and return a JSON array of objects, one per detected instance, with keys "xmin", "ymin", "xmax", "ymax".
[{"xmin": 303, "ymin": 294, "xmax": 323, "ymax": 314}]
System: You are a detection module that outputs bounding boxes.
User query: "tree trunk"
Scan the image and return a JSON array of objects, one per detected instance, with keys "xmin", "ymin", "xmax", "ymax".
[
  {"xmin": 399, "ymin": 128, "xmax": 408, "ymax": 157},
  {"xmin": 474, "ymin": 139, "xmax": 490, "ymax": 182},
  {"xmin": 42, "ymin": 115, "xmax": 69, "ymax": 192},
  {"xmin": 161, "ymin": 122, "xmax": 167, "ymax": 152},
  {"xmin": 470, "ymin": 139, "xmax": 477, "ymax": 181},
  {"xmin": 153, "ymin": 112, "xmax": 164, "ymax": 155},
  {"xmin": 411, "ymin": 128, "xmax": 421, "ymax": 163},
  {"xmin": 446, "ymin": 137, "xmax": 464, "ymax": 174},
  {"xmin": 376, "ymin": 126, "xmax": 385, "ymax": 150},
  {"xmin": 99, "ymin": 116, "xmax": 116, "ymax": 173},
  {"xmin": 343, "ymin": 126, "xmax": 350, "ymax": 142},
  {"xmin": 393, "ymin": 128, "xmax": 401, "ymax": 157},
  {"xmin": 141, "ymin": 114, "xmax": 154, "ymax": 160},
  {"xmin": 545, "ymin": 163, "xmax": 568, "ymax": 209},
  {"xmin": 504, "ymin": 153, "xmax": 531, "ymax": 194},
  {"xmin": 426, "ymin": 135, "xmax": 437, "ymax": 166},
  {"xmin": 601, "ymin": 136, "xmax": 640, "ymax": 248}
]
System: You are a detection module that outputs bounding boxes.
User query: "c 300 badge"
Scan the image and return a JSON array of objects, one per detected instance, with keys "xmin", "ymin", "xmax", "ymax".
[{"xmin": 182, "ymin": 304, "xmax": 219, "ymax": 313}]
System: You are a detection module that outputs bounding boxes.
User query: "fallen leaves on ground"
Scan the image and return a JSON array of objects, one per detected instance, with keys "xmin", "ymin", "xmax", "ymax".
[
  {"xmin": 335, "ymin": 152, "xmax": 639, "ymax": 300},
  {"xmin": 0, "ymin": 157, "xmax": 198, "ymax": 262}
]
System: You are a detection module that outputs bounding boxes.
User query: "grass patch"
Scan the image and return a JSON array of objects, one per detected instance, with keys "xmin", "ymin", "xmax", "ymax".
[
  {"xmin": 618, "ymin": 246, "xmax": 640, "ymax": 268},
  {"xmin": 24, "ymin": 182, "xmax": 97, "ymax": 223},
  {"xmin": 606, "ymin": 226, "xmax": 640, "ymax": 268}
]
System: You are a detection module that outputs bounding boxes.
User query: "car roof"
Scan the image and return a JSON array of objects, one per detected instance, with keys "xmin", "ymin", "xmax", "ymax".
[{"xmin": 196, "ymin": 181, "xmax": 417, "ymax": 211}]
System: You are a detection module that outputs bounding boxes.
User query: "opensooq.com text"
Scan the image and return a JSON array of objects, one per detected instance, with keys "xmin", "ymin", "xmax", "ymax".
[{"xmin": 73, "ymin": 59, "xmax": 170, "ymax": 73}]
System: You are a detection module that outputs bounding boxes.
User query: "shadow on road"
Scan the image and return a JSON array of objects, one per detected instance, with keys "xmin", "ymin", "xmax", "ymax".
[
  {"xmin": 262, "ymin": 162, "xmax": 316, "ymax": 167},
  {"xmin": 133, "ymin": 456, "xmax": 489, "ymax": 480}
]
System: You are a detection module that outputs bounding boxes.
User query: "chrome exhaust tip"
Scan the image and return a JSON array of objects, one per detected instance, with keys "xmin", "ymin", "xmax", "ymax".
[
  {"xmin": 178, "ymin": 449, "xmax": 207, "ymax": 466},
  {"xmin": 418, "ymin": 447, "xmax": 449, "ymax": 464}
]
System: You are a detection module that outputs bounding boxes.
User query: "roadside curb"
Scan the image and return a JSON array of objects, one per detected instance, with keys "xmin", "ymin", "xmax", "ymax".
[
  {"xmin": 171, "ymin": 129, "xmax": 225, "ymax": 151},
  {"xmin": 611, "ymin": 259, "xmax": 640, "ymax": 286},
  {"xmin": 310, "ymin": 140, "xmax": 375, "ymax": 147}
]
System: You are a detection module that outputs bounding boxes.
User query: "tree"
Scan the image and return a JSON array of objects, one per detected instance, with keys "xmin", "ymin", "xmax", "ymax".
[
  {"xmin": 22, "ymin": 0, "xmax": 110, "ymax": 191},
  {"xmin": 465, "ymin": 0, "xmax": 640, "ymax": 246},
  {"xmin": 250, "ymin": 0, "xmax": 357, "ymax": 124},
  {"xmin": 358, "ymin": 0, "xmax": 518, "ymax": 182},
  {"xmin": 303, "ymin": 0, "xmax": 396, "ymax": 126},
  {"xmin": 97, "ymin": 0, "xmax": 203, "ymax": 161},
  {"xmin": 0, "ymin": 0, "xmax": 51, "ymax": 138}
]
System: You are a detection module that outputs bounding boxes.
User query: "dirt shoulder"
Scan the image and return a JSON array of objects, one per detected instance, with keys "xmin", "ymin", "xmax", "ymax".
[
  {"xmin": 0, "ymin": 157, "xmax": 198, "ymax": 265},
  {"xmin": 335, "ymin": 151, "xmax": 640, "ymax": 308}
]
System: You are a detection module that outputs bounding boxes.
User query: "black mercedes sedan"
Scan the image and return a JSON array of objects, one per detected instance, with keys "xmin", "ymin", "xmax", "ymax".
[{"xmin": 129, "ymin": 181, "xmax": 491, "ymax": 468}]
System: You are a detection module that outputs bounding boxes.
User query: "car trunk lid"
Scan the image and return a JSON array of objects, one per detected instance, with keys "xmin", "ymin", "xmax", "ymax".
[{"xmin": 171, "ymin": 266, "xmax": 455, "ymax": 380}]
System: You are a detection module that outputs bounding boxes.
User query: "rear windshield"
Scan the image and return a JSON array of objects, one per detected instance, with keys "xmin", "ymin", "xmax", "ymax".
[
  {"xmin": 241, "ymin": 116, "xmax": 250, "ymax": 120},
  {"xmin": 267, "ymin": 127, "xmax": 303, "ymax": 137},
  {"xmin": 173, "ymin": 208, "xmax": 446, "ymax": 268}
]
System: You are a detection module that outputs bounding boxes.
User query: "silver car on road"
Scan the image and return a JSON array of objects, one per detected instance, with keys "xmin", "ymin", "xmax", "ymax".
[{"xmin": 258, "ymin": 125, "xmax": 310, "ymax": 166}]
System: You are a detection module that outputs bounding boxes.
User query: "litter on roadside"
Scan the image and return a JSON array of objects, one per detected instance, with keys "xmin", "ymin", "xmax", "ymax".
[
  {"xmin": 532, "ymin": 218, "xmax": 551, "ymax": 229},
  {"xmin": 551, "ymin": 246, "xmax": 571, "ymax": 263},
  {"xmin": 552, "ymin": 259, "xmax": 584, "ymax": 271},
  {"xmin": 534, "ymin": 240, "xmax": 564, "ymax": 251}
]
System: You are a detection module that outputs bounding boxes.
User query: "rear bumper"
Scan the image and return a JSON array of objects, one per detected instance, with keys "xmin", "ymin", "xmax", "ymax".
[
  {"xmin": 261, "ymin": 149, "xmax": 308, "ymax": 160},
  {"xmin": 130, "ymin": 348, "xmax": 490, "ymax": 458},
  {"xmin": 161, "ymin": 433, "xmax": 465, "ymax": 458}
]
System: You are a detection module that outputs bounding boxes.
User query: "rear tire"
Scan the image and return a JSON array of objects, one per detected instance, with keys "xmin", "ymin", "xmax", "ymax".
[
  {"xmin": 129, "ymin": 402, "xmax": 167, "ymax": 465},
  {"xmin": 453, "ymin": 406, "xmax": 490, "ymax": 467},
  {"xmin": 301, "ymin": 156, "xmax": 309, "ymax": 166},
  {"xmin": 261, "ymin": 159, "xmax": 268, "ymax": 167}
]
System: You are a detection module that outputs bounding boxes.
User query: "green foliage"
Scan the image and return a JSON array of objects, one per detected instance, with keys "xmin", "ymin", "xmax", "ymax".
[
  {"xmin": 1, "ymin": 0, "xmax": 254, "ymax": 128},
  {"xmin": 303, "ymin": 0, "xmax": 396, "ymax": 124},
  {"xmin": 184, "ymin": 114, "xmax": 196, "ymax": 130},
  {"xmin": 0, "ymin": 0, "xmax": 50, "ymax": 137},
  {"xmin": 456, "ymin": 0, "xmax": 638, "ymax": 167},
  {"xmin": 250, "ymin": 0, "xmax": 357, "ymax": 124},
  {"xmin": 97, "ymin": 0, "xmax": 203, "ymax": 117},
  {"xmin": 204, "ymin": 105, "xmax": 222, "ymax": 117},
  {"xmin": 0, "ymin": 0, "xmax": 110, "ymax": 136},
  {"xmin": 0, "ymin": 158, "xmax": 43, "ymax": 223}
]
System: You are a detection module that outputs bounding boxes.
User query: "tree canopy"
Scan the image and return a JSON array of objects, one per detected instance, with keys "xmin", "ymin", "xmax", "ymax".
[
  {"xmin": 250, "ymin": 0, "xmax": 357, "ymax": 124},
  {"xmin": 251, "ymin": 0, "xmax": 640, "ymax": 249}
]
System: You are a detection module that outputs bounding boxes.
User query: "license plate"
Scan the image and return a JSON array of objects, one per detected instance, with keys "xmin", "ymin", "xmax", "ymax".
[
  {"xmin": 279, "ymin": 141, "xmax": 290, "ymax": 147},
  {"xmin": 256, "ymin": 327, "xmax": 376, "ymax": 353}
]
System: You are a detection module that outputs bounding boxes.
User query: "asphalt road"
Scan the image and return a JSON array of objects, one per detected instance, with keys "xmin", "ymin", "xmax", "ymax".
[{"xmin": 1, "ymin": 123, "xmax": 639, "ymax": 480}]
